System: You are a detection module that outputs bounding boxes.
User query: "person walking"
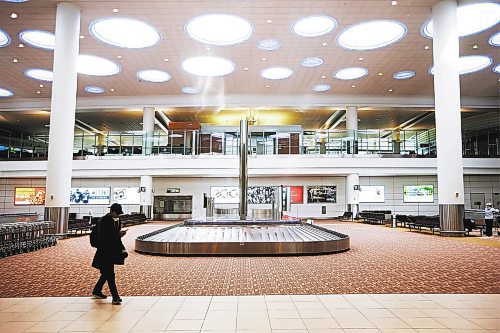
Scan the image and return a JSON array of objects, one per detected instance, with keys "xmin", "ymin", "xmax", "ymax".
[
  {"xmin": 91, "ymin": 203, "xmax": 128, "ymax": 304},
  {"xmin": 484, "ymin": 203, "xmax": 499, "ymax": 237}
]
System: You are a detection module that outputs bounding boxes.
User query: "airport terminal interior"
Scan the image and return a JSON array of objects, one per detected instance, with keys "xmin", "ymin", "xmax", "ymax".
[{"xmin": 0, "ymin": 0, "xmax": 499, "ymax": 332}]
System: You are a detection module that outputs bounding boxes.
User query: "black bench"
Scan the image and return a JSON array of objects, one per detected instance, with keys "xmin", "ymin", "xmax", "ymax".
[{"xmin": 337, "ymin": 212, "xmax": 353, "ymax": 221}]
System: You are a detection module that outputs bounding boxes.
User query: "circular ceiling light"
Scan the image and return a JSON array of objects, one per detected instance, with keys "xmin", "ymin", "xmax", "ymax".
[
  {"xmin": 260, "ymin": 67, "xmax": 294, "ymax": 80},
  {"xmin": 302, "ymin": 57, "xmax": 323, "ymax": 67},
  {"xmin": 137, "ymin": 69, "xmax": 171, "ymax": 83},
  {"xmin": 337, "ymin": 20, "xmax": 407, "ymax": 50},
  {"xmin": 182, "ymin": 56, "xmax": 235, "ymax": 76},
  {"xmin": 89, "ymin": 17, "xmax": 161, "ymax": 48},
  {"xmin": 185, "ymin": 14, "xmax": 253, "ymax": 46},
  {"xmin": 0, "ymin": 88, "xmax": 14, "ymax": 97},
  {"xmin": 181, "ymin": 86, "xmax": 199, "ymax": 94},
  {"xmin": 0, "ymin": 29, "xmax": 10, "ymax": 47},
  {"xmin": 25, "ymin": 68, "xmax": 53, "ymax": 82},
  {"xmin": 85, "ymin": 86, "xmax": 104, "ymax": 94},
  {"xmin": 429, "ymin": 55, "xmax": 492, "ymax": 75},
  {"xmin": 421, "ymin": 2, "xmax": 500, "ymax": 38},
  {"xmin": 393, "ymin": 71, "xmax": 415, "ymax": 80},
  {"xmin": 77, "ymin": 54, "xmax": 121, "ymax": 76},
  {"xmin": 292, "ymin": 15, "xmax": 337, "ymax": 37},
  {"xmin": 256, "ymin": 39, "xmax": 281, "ymax": 51},
  {"xmin": 494, "ymin": 64, "xmax": 499, "ymax": 74},
  {"xmin": 19, "ymin": 30, "xmax": 55, "ymax": 50},
  {"xmin": 313, "ymin": 84, "xmax": 331, "ymax": 92},
  {"xmin": 489, "ymin": 32, "xmax": 500, "ymax": 46},
  {"xmin": 1, "ymin": 0, "xmax": 30, "ymax": 2},
  {"xmin": 334, "ymin": 67, "xmax": 368, "ymax": 80}
]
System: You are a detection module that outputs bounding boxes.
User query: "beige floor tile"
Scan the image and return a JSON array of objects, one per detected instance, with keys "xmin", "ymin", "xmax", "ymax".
[
  {"xmin": 308, "ymin": 329, "xmax": 344, "ymax": 333},
  {"xmin": 435, "ymin": 317, "xmax": 483, "ymax": 330},
  {"xmin": 267, "ymin": 302, "xmax": 297, "ymax": 310},
  {"xmin": 236, "ymin": 330, "xmax": 271, "ymax": 333},
  {"xmin": 202, "ymin": 318, "xmax": 236, "ymax": 330},
  {"xmin": 434, "ymin": 301, "xmax": 475, "ymax": 309},
  {"xmin": 377, "ymin": 300, "xmax": 415, "ymax": 309},
  {"xmin": 95, "ymin": 319, "xmax": 139, "ymax": 332},
  {"xmin": 25, "ymin": 320, "xmax": 72, "ymax": 332},
  {"xmin": 60, "ymin": 320, "xmax": 105, "ymax": 332},
  {"xmin": 209, "ymin": 302, "xmax": 238, "ymax": 310},
  {"xmin": 0, "ymin": 321, "xmax": 37, "ymax": 333},
  {"xmin": 151, "ymin": 302, "xmax": 182, "ymax": 310},
  {"xmin": 0, "ymin": 312, "xmax": 22, "ymax": 323},
  {"xmin": 107, "ymin": 309, "xmax": 146, "ymax": 321},
  {"xmin": 205, "ymin": 310, "xmax": 237, "ymax": 320},
  {"xmin": 179, "ymin": 303, "xmax": 210, "ymax": 311},
  {"xmin": 236, "ymin": 310, "xmax": 268, "ymax": 319},
  {"xmin": 12, "ymin": 311, "xmax": 55, "ymax": 322},
  {"xmin": 165, "ymin": 331, "xmax": 198, "ymax": 333},
  {"xmin": 292, "ymin": 295, "xmax": 319, "ymax": 302},
  {"xmin": 369, "ymin": 317, "xmax": 410, "ymax": 329},
  {"xmin": 419, "ymin": 308, "xmax": 461, "ymax": 318},
  {"xmin": 344, "ymin": 295, "xmax": 373, "ymax": 301},
  {"xmin": 269, "ymin": 309, "xmax": 301, "ymax": 319},
  {"xmin": 236, "ymin": 317, "xmax": 271, "ymax": 330},
  {"xmin": 343, "ymin": 329, "xmax": 381, "ymax": 333},
  {"xmin": 359, "ymin": 308, "xmax": 396, "ymax": 318},
  {"xmin": 317, "ymin": 295, "xmax": 348, "ymax": 302},
  {"xmin": 402, "ymin": 317, "xmax": 446, "ymax": 329},
  {"xmin": 331, "ymin": 310, "xmax": 375, "ymax": 329},
  {"xmin": 270, "ymin": 318, "xmax": 306, "ymax": 330},
  {"xmin": 130, "ymin": 318, "xmax": 172, "ymax": 331},
  {"xmin": 1, "ymin": 304, "xmax": 39, "ymax": 313},
  {"xmin": 350, "ymin": 301, "xmax": 384, "ymax": 309},
  {"xmin": 183, "ymin": 296, "xmax": 212, "ymax": 303},
  {"xmin": 409, "ymin": 301, "xmax": 443, "ymax": 309},
  {"xmin": 266, "ymin": 295, "xmax": 293, "ymax": 302},
  {"xmin": 389, "ymin": 308, "xmax": 428, "ymax": 318},
  {"xmin": 44, "ymin": 311, "xmax": 85, "ymax": 321},
  {"xmin": 58, "ymin": 304, "xmax": 96, "ymax": 312},
  {"xmin": 452, "ymin": 308, "xmax": 498, "ymax": 319},
  {"xmin": 77, "ymin": 310, "xmax": 114, "ymax": 321},
  {"xmin": 414, "ymin": 329, "xmax": 453, "ymax": 333},
  {"xmin": 303, "ymin": 318, "xmax": 340, "ymax": 329},
  {"xmin": 17, "ymin": 298, "xmax": 51, "ymax": 306},
  {"xmin": 323, "ymin": 300, "xmax": 355, "ymax": 309},
  {"xmin": 451, "ymin": 330, "xmax": 491, "ymax": 333},
  {"xmin": 270, "ymin": 330, "xmax": 307, "ymax": 333},
  {"xmin": 167, "ymin": 319, "xmax": 203, "ymax": 331},
  {"xmin": 468, "ymin": 318, "xmax": 500, "ymax": 330},
  {"xmin": 237, "ymin": 302, "xmax": 266, "ymax": 310},
  {"xmin": 212, "ymin": 296, "xmax": 239, "ymax": 303},
  {"xmin": 298, "ymin": 308, "xmax": 333, "ymax": 319},
  {"xmin": 159, "ymin": 296, "xmax": 185, "ymax": 302},
  {"xmin": 379, "ymin": 329, "xmax": 417, "ymax": 333},
  {"xmin": 294, "ymin": 302, "xmax": 326, "ymax": 310},
  {"xmin": 238, "ymin": 295, "xmax": 266, "ymax": 303},
  {"xmin": 173, "ymin": 309, "xmax": 207, "ymax": 320}
]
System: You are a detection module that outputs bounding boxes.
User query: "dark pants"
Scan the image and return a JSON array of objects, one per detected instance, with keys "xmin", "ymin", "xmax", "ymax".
[
  {"xmin": 93, "ymin": 264, "xmax": 119, "ymax": 298},
  {"xmin": 485, "ymin": 219, "xmax": 493, "ymax": 237}
]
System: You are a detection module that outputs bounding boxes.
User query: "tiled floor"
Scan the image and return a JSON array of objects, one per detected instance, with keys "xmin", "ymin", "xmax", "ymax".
[{"xmin": 0, "ymin": 294, "xmax": 498, "ymax": 333}]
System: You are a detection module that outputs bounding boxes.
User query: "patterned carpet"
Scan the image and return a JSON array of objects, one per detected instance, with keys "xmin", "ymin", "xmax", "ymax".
[{"xmin": 0, "ymin": 221, "xmax": 499, "ymax": 297}]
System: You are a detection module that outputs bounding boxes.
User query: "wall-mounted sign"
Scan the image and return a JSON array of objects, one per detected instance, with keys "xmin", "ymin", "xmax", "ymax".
[
  {"xmin": 247, "ymin": 186, "xmax": 276, "ymax": 204},
  {"xmin": 70, "ymin": 188, "xmax": 110, "ymax": 205},
  {"xmin": 112, "ymin": 187, "xmax": 140, "ymax": 205},
  {"xmin": 403, "ymin": 185, "xmax": 434, "ymax": 203},
  {"xmin": 14, "ymin": 187, "xmax": 46, "ymax": 206},
  {"xmin": 307, "ymin": 186, "xmax": 337, "ymax": 203},
  {"xmin": 167, "ymin": 188, "xmax": 180, "ymax": 193},
  {"xmin": 359, "ymin": 185, "xmax": 385, "ymax": 203},
  {"xmin": 211, "ymin": 186, "xmax": 239, "ymax": 204}
]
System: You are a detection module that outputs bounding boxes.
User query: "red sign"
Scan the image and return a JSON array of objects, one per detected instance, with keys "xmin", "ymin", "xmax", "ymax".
[
  {"xmin": 289, "ymin": 186, "xmax": 303, "ymax": 204},
  {"xmin": 14, "ymin": 187, "xmax": 46, "ymax": 206}
]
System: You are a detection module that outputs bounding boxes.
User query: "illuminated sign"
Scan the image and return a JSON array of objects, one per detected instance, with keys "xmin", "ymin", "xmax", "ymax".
[
  {"xmin": 403, "ymin": 185, "xmax": 434, "ymax": 203},
  {"xmin": 14, "ymin": 187, "xmax": 46, "ymax": 206},
  {"xmin": 70, "ymin": 188, "xmax": 110, "ymax": 205}
]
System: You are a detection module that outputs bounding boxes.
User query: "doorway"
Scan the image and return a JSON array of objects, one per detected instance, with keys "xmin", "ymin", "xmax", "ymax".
[{"xmin": 470, "ymin": 193, "xmax": 485, "ymax": 209}]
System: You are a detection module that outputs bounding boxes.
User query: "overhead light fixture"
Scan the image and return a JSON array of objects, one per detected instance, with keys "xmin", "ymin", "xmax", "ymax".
[
  {"xmin": 12, "ymin": 58, "xmax": 18, "ymax": 63},
  {"xmin": 10, "ymin": 13, "xmax": 18, "ymax": 19},
  {"xmin": 472, "ymin": 44, "xmax": 478, "ymax": 49},
  {"xmin": 313, "ymin": 84, "xmax": 331, "ymax": 92},
  {"xmin": 393, "ymin": 71, "xmax": 415, "ymax": 80},
  {"xmin": 337, "ymin": 20, "xmax": 407, "ymax": 50},
  {"xmin": 181, "ymin": 86, "xmax": 199, "ymax": 94},
  {"xmin": 391, "ymin": 1, "xmax": 398, "ymax": 5},
  {"xmin": 388, "ymin": 88, "xmax": 393, "ymax": 92},
  {"xmin": 39, "ymin": 84, "xmax": 43, "ymax": 88},
  {"xmin": 244, "ymin": 67, "xmax": 249, "ymax": 71},
  {"xmin": 1, "ymin": 0, "xmax": 30, "ymax": 2},
  {"xmin": 77, "ymin": 54, "xmax": 121, "ymax": 76},
  {"xmin": 334, "ymin": 67, "xmax": 368, "ymax": 80},
  {"xmin": 25, "ymin": 68, "xmax": 54, "ymax": 82},
  {"xmin": 0, "ymin": 29, "xmax": 10, "ymax": 47},
  {"xmin": 292, "ymin": 15, "xmax": 337, "ymax": 37},
  {"xmin": 19, "ymin": 30, "xmax": 55, "ymax": 50},
  {"xmin": 260, "ymin": 67, "xmax": 294, "ymax": 80},
  {"xmin": 493, "ymin": 64, "xmax": 499, "ymax": 74},
  {"xmin": 358, "ymin": 57, "xmax": 364, "ymax": 61},
  {"xmin": 185, "ymin": 14, "xmax": 253, "ymax": 46},
  {"xmin": 266, "ymin": 19, "xmax": 272, "ymax": 24},
  {"xmin": 90, "ymin": 17, "xmax": 161, "ymax": 49},
  {"xmin": 164, "ymin": 58, "xmax": 169, "ymax": 62},
  {"xmin": 351, "ymin": 85, "xmax": 356, "ymax": 88},
  {"xmin": 262, "ymin": 57, "xmax": 267, "ymax": 61},
  {"xmin": 18, "ymin": 43, "xmax": 24, "ymax": 48},
  {"xmin": 117, "ymin": 55, "xmax": 122, "ymax": 59},
  {"xmin": 112, "ymin": 8, "xmax": 119, "ymax": 13},
  {"xmin": 321, "ymin": 75, "xmax": 326, "ymax": 79},
  {"xmin": 429, "ymin": 55, "xmax": 492, "ymax": 75},
  {"xmin": 378, "ymin": 72, "xmax": 383, "ymax": 76},
  {"xmin": 421, "ymin": 2, "xmax": 500, "ymax": 38},
  {"xmin": 424, "ymin": 45, "xmax": 430, "ymax": 50},
  {"xmin": 302, "ymin": 57, "xmax": 323, "ymax": 68},
  {"xmin": 36, "ymin": 90, "xmax": 41, "ymax": 94},
  {"xmin": 321, "ymin": 42, "xmax": 327, "ymax": 47},
  {"xmin": 489, "ymin": 32, "xmax": 500, "ymax": 46},
  {"xmin": 79, "ymin": 35, "xmax": 85, "ymax": 39},
  {"xmin": 110, "ymin": 88, "xmax": 115, "ymax": 92},
  {"xmin": 182, "ymin": 56, "xmax": 235, "ymax": 76},
  {"xmin": 85, "ymin": 86, "xmax": 105, "ymax": 94},
  {"xmin": 265, "ymin": 85, "xmax": 270, "ymax": 88},
  {"xmin": 256, "ymin": 39, "xmax": 281, "ymax": 51},
  {"xmin": 0, "ymin": 88, "xmax": 14, "ymax": 97},
  {"xmin": 137, "ymin": 69, "xmax": 171, "ymax": 83}
]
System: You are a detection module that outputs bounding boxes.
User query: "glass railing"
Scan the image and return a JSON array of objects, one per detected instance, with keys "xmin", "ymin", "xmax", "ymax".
[{"xmin": 0, "ymin": 127, "xmax": 497, "ymax": 160}]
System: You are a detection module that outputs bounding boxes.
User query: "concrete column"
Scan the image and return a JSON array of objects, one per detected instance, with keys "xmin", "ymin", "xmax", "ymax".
[
  {"xmin": 192, "ymin": 130, "xmax": 198, "ymax": 155},
  {"xmin": 44, "ymin": 2, "xmax": 80, "ymax": 234},
  {"xmin": 140, "ymin": 175, "xmax": 153, "ymax": 219},
  {"xmin": 432, "ymin": 0, "xmax": 465, "ymax": 236},
  {"xmin": 96, "ymin": 133, "xmax": 105, "ymax": 156},
  {"xmin": 143, "ymin": 107, "xmax": 155, "ymax": 155},
  {"xmin": 346, "ymin": 106, "xmax": 358, "ymax": 154},
  {"xmin": 393, "ymin": 129, "xmax": 401, "ymax": 154},
  {"xmin": 346, "ymin": 174, "xmax": 359, "ymax": 217},
  {"xmin": 239, "ymin": 120, "xmax": 248, "ymax": 220}
]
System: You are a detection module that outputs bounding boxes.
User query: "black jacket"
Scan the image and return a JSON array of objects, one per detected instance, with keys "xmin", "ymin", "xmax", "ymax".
[{"xmin": 92, "ymin": 214, "xmax": 125, "ymax": 269}]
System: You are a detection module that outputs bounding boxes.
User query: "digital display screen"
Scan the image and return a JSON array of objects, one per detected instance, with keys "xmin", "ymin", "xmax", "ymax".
[
  {"xmin": 112, "ymin": 187, "xmax": 140, "ymax": 205},
  {"xmin": 14, "ymin": 187, "xmax": 46, "ymax": 206},
  {"xmin": 403, "ymin": 185, "xmax": 434, "ymax": 203},
  {"xmin": 306, "ymin": 186, "xmax": 336, "ymax": 203},
  {"xmin": 247, "ymin": 186, "xmax": 276, "ymax": 204},
  {"xmin": 359, "ymin": 186, "xmax": 385, "ymax": 203},
  {"xmin": 70, "ymin": 188, "xmax": 110, "ymax": 205},
  {"xmin": 210, "ymin": 186, "xmax": 239, "ymax": 204}
]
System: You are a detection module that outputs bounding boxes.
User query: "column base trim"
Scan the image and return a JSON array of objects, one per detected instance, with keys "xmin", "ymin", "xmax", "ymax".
[{"xmin": 44, "ymin": 206, "xmax": 69, "ymax": 235}]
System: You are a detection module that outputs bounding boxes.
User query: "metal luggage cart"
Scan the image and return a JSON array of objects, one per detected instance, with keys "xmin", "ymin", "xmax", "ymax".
[{"xmin": 0, "ymin": 221, "xmax": 57, "ymax": 258}]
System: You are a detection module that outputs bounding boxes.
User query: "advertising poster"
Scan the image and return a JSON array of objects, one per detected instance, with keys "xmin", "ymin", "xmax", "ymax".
[
  {"xmin": 112, "ymin": 187, "xmax": 140, "ymax": 205},
  {"xmin": 403, "ymin": 185, "xmax": 434, "ymax": 203},
  {"xmin": 247, "ymin": 186, "xmax": 276, "ymax": 204},
  {"xmin": 359, "ymin": 185, "xmax": 385, "ymax": 203},
  {"xmin": 14, "ymin": 187, "xmax": 46, "ymax": 206},
  {"xmin": 210, "ymin": 186, "xmax": 239, "ymax": 204},
  {"xmin": 70, "ymin": 188, "xmax": 110, "ymax": 205},
  {"xmin": 307, "ymin": 185, "xmax": 336, "ymax": 203},
  {"xmin": 284, "ymin": 186, "xmax": 303, "ymax": 204}
]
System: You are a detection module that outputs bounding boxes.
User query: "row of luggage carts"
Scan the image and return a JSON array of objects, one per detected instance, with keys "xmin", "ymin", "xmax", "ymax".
[{"xmin": 0, "ymin": 221, "xmax": 57, "ymax": 258}]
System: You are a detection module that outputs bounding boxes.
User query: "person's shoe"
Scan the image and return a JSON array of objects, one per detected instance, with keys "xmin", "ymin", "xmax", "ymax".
[
  {"xmin": 92, "ymin": 291, "xmax": 107, "ymax": 299},
  {"xmin": 111, "ymin": 297, "xmax": 122, "ymax": 305}
]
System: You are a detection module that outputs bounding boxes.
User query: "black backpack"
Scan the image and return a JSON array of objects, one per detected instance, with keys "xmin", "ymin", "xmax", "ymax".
[{"xmin": 89, "ymin": 219, "xmax": 101, "ymax": 248}]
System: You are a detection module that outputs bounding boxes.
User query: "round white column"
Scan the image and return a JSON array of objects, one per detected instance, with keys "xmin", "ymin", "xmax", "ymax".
[
  {"xmin": 346, "ymin": 174, "xmax": 359, "ymax": 217},
  {"xmin": 346, "ymin": 106, "xmax": 358, "ymax": 154},
  {"xmin": 143, "ymin": 107, "xmax": 155, "ymax": 155},
  {"xmin": 432, "ymin": 0, "xmax": 465, "ymax": 236},
  {"xmin": 140, "ymin": 175, "xmax": 153, "ymax": 219},
  {"xmin": 44, "ymin": 2, "xmax": 80, "ymax": 234}
]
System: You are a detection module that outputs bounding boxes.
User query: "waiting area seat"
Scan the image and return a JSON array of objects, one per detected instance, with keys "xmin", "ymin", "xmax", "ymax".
[
  {"xmin": 407, "ymin": 215, "xmax": 440, "ymax": 234},
  {"xmin": 337, "ymin": 212, "xmax": 353, "ymax": 220},
  {"xmin": 358, "ymin": 210, "xmax": 391, "ymax": 225},
  {"xmin": 120, "ymin": 213, "xmax": 149, "ymax": 227}
]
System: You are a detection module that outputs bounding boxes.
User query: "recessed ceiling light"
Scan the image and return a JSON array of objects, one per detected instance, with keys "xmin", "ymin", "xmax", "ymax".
[
  {"xmin": 266, "ymin": 19, "xmax": 272, "ymax": 24},
  {"xmin": 79, "ymin": 35, "xmax": 85, "ymax": 39},
  {"xmin": 424, "ymin": 45, "xmax": 430, "ymax": 50},
  {"xmin": 10, "ymin": 13, "xmax": 18, "ymax": 19},
  {"xmin": 429, "ymin": 55, "xmax": 492, "ymax": 75},
  {"xmin": 393, "ymin": 71, "xmax": 415, "ymax": 80},
  {"xmin": 321, "ymin": 75, "xmax": 326, "ymax": 79},
  {"xmin": 388, "ymin": 88, "xmax": 393, "ymax": 92},
  {"xmin": 36, "ymin": 90, "xmax": 41, "ymax": 94},
  {"xmin": 493, "ymin": 64, "xmax": 499, "ymax": 74},
  {"xmin": 0, "ymin": 29, "xmax": 10, "ymax": 47},
  {"xmin": 85, "ymin": 86, "xmax": 104, "ymax": 94},
  {"xmin": 334, "ymin": 67, "xmax": 368, "ymax": 80},
  {"xmin": 1, "ymin": 0, "xmax": 30, "ymax": 2},
  {"xmin": 19, "ymin": 30, "xmax": 55, "ymax": 50},
  {"xmin": 292, "ymin": 15, "xmax": 337, "ymax": 37},
  {"xmin": 489, "ymin": 32, "xmax": 500, "ymax": 46},
  {"xmin": 90, "ymin": 17, "xmax": 161, "ymax": 49},
  {"xmin": 302, "ymin": 57, "xmax": 323, "ymax": 68},
  {"xmin": 351, "ymin": 85, "xmax": 356, "ymax": 88},
  {"xmin": 358, "ymin": 57, "xmax": 364, "ymax": 61},
  {"xmin": 110, "ymin": 88, "xmax": 115, "ymax": 92},
  {"xmin": 321, "ymin": 42, "xmax": 327, "ymax": 47},
  {"xmin": 378, "ymin": 72, "xmax": 383, "ymax": 76},
  {"xmin": 421, "ymin": 2, "xmax": 500, "ymax": 38},
  {"xmin": 0, "ymin": 88, "xmax": 14, "ymax": 97},
  {"xmin": 185, "ymin": 14, "xmax": 253, "ymax": 46},
  {"xmin": 137, "ymin": 69, "xmax": 171, "ymax": 83},
  {"xmin": 12, "ymin": 58, "xmax": 18, "ymax": 63},
  {"xmin": 260, "ymin": 67, "xmax": 294, "ymax": 80},
  {"xmin": 244, "ymin": 67, "xmax": 249, "ymax": 71},
  {"xmin": 391, "ymin": 1, "xmax": 398, "ymax": 5},
  {"xmin": 256, "ymin": 39, "xmax": 281, "ymax": 51},
  {"xmin": 25, "ymin": 68, "xmax": 54, "ymax": 82},
  {"xmin": 181, "ymin": 86, "xmax": 199, "ymax": 94},
  {"xmin": 117, "ymin": 55, "xmax": 122, "ymax": 59},
  {"xmin": 18, "ymin": 43, "xmax": 24, "ymax": 48},
  {"xmin": 182, "ymin": 56, "xmax": 235, "ymax": 76},
  {"xmin": 77, "ymin": 54, "xmax": 121, "ymax": 76},
  {"xmin": 262, "ymin": 57, "xmax": 267, "ymax": 61},
  {"xmin": 39, "ymin": 84, "xmax": 44, "ymax": 88},
  {"xmin": 337, "ymin": 20, "xmax": 407, "ymax": 50},
  {"xmin": 472, "ymin": 44, "xmax": 478, "ymax": 49},
  {"xmin": 265, "ymin": 85, "xmax": 270, "ymax": 88},
  {"xmin": 112, "ymin": 8, "xmax": 119, "ymax": 13},
  {"xmin": 313, "ymin": 84, "xmax": 331, "ymax": 92}
]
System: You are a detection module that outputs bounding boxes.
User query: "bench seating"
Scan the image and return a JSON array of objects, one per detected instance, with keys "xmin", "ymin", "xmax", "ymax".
[
  {"xmin": 337, "ymin": 212, "xmax": 353, "ymax": 220},
  {"xmin": 358, "ymin": 212, "xmax": 386, "ymax": 225}
]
